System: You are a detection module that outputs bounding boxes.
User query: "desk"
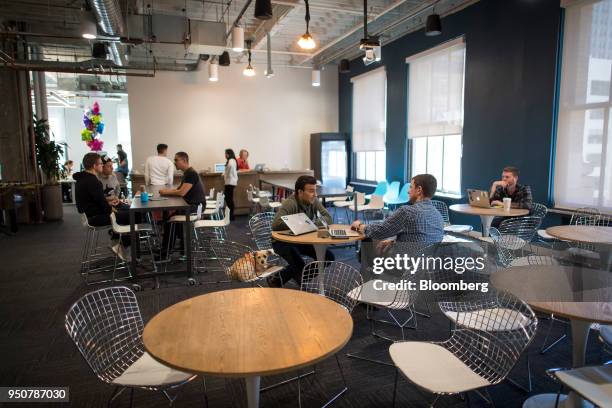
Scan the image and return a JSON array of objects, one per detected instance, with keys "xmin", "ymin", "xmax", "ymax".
[
  {"xmin": 491, "ymin": 265, "xmax": 612, "ymax": 408},
  {"xmin": 129, "ymin": 185, "xmax": 193, "ymax": 278},
  {"xmin": 546, "ymin": 225, "xmax": 612, "ymax": 271},
  {"xmin": 143, "ymin": 288, "xmax": 353, "ymax": 408},
  {"xmin": 449, "ymin": 204, "xmax": 529, "ymax": 237}
]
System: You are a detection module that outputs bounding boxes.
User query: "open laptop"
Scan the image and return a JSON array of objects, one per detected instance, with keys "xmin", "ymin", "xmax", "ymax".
[
  {"xmin": 214, "ymin": 163, "xmax": 226, "ymax": 173},
  {"xmin": 319, "ymin": 215, "xmax": 361, "ymax": 239},
  {"xmin": 467, "ymin": 189, "xmax": 493, "ymax": 208},
  {"xmin": 277, "ymin": 213, "xmax": 318, "ymax": 236},
  {"xmin": 254, "ymin": 163, "xmax": 265, "ymax": 171}
]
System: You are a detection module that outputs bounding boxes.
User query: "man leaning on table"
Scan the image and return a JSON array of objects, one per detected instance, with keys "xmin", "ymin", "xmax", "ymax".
[
  {"xmin": 489, "ymin": 166, "xmax": 533, "ymax": 228},
  {"xmin": 269, "ymin": 175, "xmax": 335, "ymax": 287},
  {"xmin": 145, "ymin": 143, "xmax": 174, "ymax": 186}
]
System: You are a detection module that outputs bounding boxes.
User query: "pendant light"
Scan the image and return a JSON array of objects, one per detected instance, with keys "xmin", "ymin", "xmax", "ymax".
[
  {"xmin": 80, "ymin": 9, "xmax": 97, "ymax": 40},
  {"xmin": 243, "ymin": 40, "xmax": 256, "ymax": 77},
  {"xmin": 255, "ymin": 0, "xmax": 273, "ymax": 20},
  {"xmin": 219, "ymin": 51, "xmax": 231, "ymax": 66},
  {"xmin": 209, "ymin": 61, "xmax": 219, "ymax": 82},
  {"xmin": 425, "ymin": 5, "xmax": 442, "ymax": 36},
  {"xmin": 232, "ymin": 26, "xmax": 244, "ymax": 52},
  {"xmin": 311, "ymin": 68, "xmax": 320, "ymax": 87},
  {"xmin": 265, "ymin": 32, "xmax": 274, "ymax": 78},
  {"xmin": 359, "ymin": 0, "xmax": 380, "ymax": 65},
  {"xmin": 297, "ymin": 0, "xmax": 315, "ymax": 50}
]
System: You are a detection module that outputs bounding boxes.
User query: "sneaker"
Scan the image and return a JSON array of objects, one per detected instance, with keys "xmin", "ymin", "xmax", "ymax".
[{"xmin": 112, "ymin": 244, "xmax": 131, "ymax": 262}]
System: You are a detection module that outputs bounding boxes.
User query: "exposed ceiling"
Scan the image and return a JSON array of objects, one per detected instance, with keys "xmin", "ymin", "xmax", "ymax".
[{"xmin": 0, "ymin": 0, "xmax": 478, "ymax": 74}]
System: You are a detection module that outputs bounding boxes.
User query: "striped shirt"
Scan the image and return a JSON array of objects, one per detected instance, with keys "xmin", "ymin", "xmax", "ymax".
[{"xmin": 364, "ymin": 199, "xmax": 444, "ymax": 243}]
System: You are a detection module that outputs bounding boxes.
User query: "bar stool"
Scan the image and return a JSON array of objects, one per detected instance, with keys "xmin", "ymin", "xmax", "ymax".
[{"xmin": 79, "ymin": 213, "xmax": 114, "ymax": 284}]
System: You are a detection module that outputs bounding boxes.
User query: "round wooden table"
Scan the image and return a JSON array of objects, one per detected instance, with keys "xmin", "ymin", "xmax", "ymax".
[
  {"xmin": 449, "ymin": 204, "xmax": 529, "ymax": 236},
  {"xmin": 143, "ymin": 288, "xmax": 353, "ymax": 408},
  {"xmin": 491, "ymin": 265, "xmax": 612, "ymax": 408},
  {"xmin": 546, "ymin": 225, "xmax": 612, "ymax": 271}
]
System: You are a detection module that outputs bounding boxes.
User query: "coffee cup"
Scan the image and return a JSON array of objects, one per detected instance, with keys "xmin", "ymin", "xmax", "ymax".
[{"xmin": 503, "ymin": 197, "xmax": 511, "ymax": 212}]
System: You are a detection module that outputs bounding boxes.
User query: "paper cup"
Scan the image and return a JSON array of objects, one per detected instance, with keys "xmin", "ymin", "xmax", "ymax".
[{"xmin": 503, "ymin": 197, "xmax": 511, "ymax": 212}]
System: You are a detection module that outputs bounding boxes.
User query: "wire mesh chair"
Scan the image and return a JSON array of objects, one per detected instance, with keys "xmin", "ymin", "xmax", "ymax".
[
  {"xmin": 192, "ymin": 207, "xmax": 230, "ymax": 275},
  {"xmin": 211, "ymin": 239, "xmax": 283, "ymax": 284},
  {"xmin": 65, "ymin": 287, "xmax": 200, "ymax": 406},
  {"xmin": 390, "ymin": 291, "xmax": 538, "ymax": 407},
  {"xmin": 567, "ymin": 211, "xmax": 608, "ymax": 268},
  {"xmin": 490, "ymin": 216, "xmax": 542, "ymax": 267},
  {"xmin": 431, "ymin": 200, "xmax": 473, "ymax": 234},
  {"xmin": 298, "ymin": 261, "xmax": 363, "ymax": 406}
]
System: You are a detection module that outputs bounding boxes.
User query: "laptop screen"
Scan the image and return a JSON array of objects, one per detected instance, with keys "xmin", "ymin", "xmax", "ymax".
[{"xmin": 214, "ymin": 163, "xmax": 225, "ymax": 173}]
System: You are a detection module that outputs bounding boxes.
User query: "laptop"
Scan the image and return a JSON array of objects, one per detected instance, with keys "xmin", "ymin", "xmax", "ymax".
[
  {"xmin": 319, "ymin": 215, "xmax": 361, "ymax": 239},
  {"xmin": 254, "ymin": 163, "xmax": 265, "ymax": 171},
  {"xmin": 278, "ymin": 213, "xmax": 318, "ymax": 236},
  {"xmin": 214, "ymin": 163, "xmax": 226, "ymax": 173},
  {"xmin": 467, "ymin": 189, "xmax": 493, "ymax": 208}
]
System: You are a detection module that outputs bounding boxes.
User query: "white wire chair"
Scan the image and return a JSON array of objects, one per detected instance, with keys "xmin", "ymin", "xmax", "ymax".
[
  {"xmin": 79, "ymin": 213, "xmax": 115, "ymax": 284},
  {"xmin": 192, "ymin": 207, "xmax": 230, "ymax": 275},
  {"xmin": 210, "ymin": 239, "xmax": 283, "ymax": 284},
  {"xmin": 490, "ymin": 216, "xmax": 542, "ymax": 267},
  {"xmin": 431, "ymin": 200, "xmax": 473, "ymax": 234},
  {"xmin": 390, "ymin": 291, "xmax": 538, "ymax": 407},
  {"xmin": 65, "ymin": 287, "xmax": 201, "ymax": 407}
]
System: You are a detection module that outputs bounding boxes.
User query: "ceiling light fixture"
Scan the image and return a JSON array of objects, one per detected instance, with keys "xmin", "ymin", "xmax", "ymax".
[
  {"xmin": 297, "ymin": 0, "xmax": 315, "ymax": 50},
  {"xmin": 359, "ymin": 0, "xmax": 381, "ymax": 65},
  {"xmin": 425, "ymin": 5, "xmax": 442, "ymax": 36},
  {"xmin": 80, "ymin": 9, "xmax": 97, "ymax": 40},
  {"xmin": 219, "ymin": 51, "xmax": 231, "ymax": 66},
  {"xmin": 265, "ymin": 32, "xmax": 274, "ymax": 78},
  {"xmin": 243, "ymin": 40, "xmax": 256, "ymax": 77},
  {"xmin": 232, "ymin": 26, "xmax": 244, "ymax": 52},
  {"xmin": 311, "ymin": 68, "xmax": 320, "ymax": 87},
  {"xmin": 209, "ymin": 61, "xmax": 219, "ymax": 82},
  {"xmin": 255, "ymin": 0, "xmax": 273, "ymax": 20}
]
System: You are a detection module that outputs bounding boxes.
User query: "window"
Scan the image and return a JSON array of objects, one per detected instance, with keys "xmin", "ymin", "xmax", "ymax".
[
  {"xmin": 351, "ymin": 67, "xmax": 386, "ymax": 182},
  {"xmin": 554, "ymin": 0, "xmax": 612, "ymax": 211},
  {"xmin": 406, "ymin": 38, "xmax": 465, "ymax": 195}
]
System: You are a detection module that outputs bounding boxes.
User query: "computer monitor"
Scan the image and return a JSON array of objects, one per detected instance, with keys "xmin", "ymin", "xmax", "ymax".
[{"xmin": 214, "ymin": 163, "xmax": 225, "ymax": 173}]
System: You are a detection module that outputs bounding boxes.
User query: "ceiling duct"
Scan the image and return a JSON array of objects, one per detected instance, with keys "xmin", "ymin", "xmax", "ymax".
[{"xmin": 90, "ymin": 0, "xmax": 126, "ymax": 66}]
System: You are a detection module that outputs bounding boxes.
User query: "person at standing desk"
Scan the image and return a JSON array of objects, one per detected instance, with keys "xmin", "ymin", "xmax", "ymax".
[
  {"xmin": 145, "ymin": 143, "xmax": 174, "ymax": 186},
  {"xmin": 237, "ymin": 149, "xmax": 250, "ymax": 171},
  {"xmin": 269, "ymin": 175, "xmax": 335, "ymax": 287},
  {"xmin": 158, "ymin": 152, "xmax": 205, "ymax": 259},
  {"xmin": 224, "ymin": 149, "xmax": 238, "ymax": 221},
  {"xmin": 488, "ymin": 166, "xmax": 533, "ymax": 228}
]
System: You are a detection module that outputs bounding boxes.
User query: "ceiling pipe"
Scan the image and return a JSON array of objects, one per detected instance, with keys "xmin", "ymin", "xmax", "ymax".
[{"xmin": 89, "ymin": 0, "xmax": 126, "ymax": 66}]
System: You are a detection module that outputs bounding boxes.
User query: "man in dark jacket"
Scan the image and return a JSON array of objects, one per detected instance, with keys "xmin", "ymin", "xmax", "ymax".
[{"xmin": 74, "ymin": 152, "xmax": 130, "ymax": 226}]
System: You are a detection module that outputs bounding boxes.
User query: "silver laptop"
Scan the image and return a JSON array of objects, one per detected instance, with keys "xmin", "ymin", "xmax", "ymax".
[
  {"xmin": 319, "ymin": 215, "xmax": 361, "ymax": 239},
  {"xmin": 254, "ymin": 163, "xmax": 265, "ymax": 171},
  {"xmin": 278, "ymin": 213, "xmax": 318, "ymax": 236},
  {"xmin": 467, "ymin": 189, "xmax": 492, "ymax": 208}
]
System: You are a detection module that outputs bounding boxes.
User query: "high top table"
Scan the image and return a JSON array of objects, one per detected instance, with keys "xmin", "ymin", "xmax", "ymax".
[
  {"xmin": 129, "ymin": 185, "xmax": 193, "ymax": 279},
  {"xmin": 546, "ymin": 225, "xmax": 612, "ymax": 271},
  {"xmin": 449, "ymin": 203, "xmax": 529, "ymax": 237},
  {"xmin": 143, "ymin": 288, "xmax": 353, "ymax": 408},
  {"xmin": 491, "ymin": 265, "xmax": 612, "ymax": 408}
]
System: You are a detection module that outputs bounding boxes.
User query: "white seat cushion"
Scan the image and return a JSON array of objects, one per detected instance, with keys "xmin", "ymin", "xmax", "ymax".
[
  {"xmin": 442, "ymin": 307, "xmax": 532, "ymax": 331},
  {"xmin": 556, "ymin": 365, "xmax": 612, "ymax": 408},
  {"xmin": 537, "ymin": 229, "xmax": 555, "ymax": 240},
  {"xmin": 333, "ymin": 201, "xmax": 353, "ymax": 208},
  {"xmin": 169, "ymin": 214, "xmax": 199, "ymax": 222},
  {"xmin": 389, "ymin": 342, "xmax": 490, "ymax": 394},
  {"xmin": 444, "ymin": 224, "xmax": 473, "ymax": 233},
  {"xmin": 243, "ymin": 265, "xmax": 284, "ymax": 282},
  {"xmin": 113, "ymin": 223, "xmax": 152, "ymax": 235},
  {"xmin": 112, "ymin": 351, "xmax": 193, "ymax": 387},
  {"xmin": 347, "ymin": 280, "xmax": 397, "ymax": 307}
]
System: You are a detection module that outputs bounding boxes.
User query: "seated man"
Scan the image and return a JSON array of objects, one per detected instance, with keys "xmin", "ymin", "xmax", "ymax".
[
  {"xmin": 159, "ymin": 151, "xmax": 205, "ymax": 258},
  {"xmin": 270, "ymin": 175, "xmax": 335, "ymax": 287},
  {"xmin": 98, "ymin": 155, "xmax": 120, "ymax": 198},
  {"xmin": 74, "ymin": 152, "xmax": 130, "ymax": 227},
  {"xmin": 351, "ymin": 174, "xmax": 445, "ymax": 273},
  {"xmin": 489, "ymin": 166, "xmax": 533, "ymax": 228}
]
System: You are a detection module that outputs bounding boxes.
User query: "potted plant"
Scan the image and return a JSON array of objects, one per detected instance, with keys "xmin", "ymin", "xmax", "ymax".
[{"xmin": 34, "ymin": 116, "xmax": 65, "ymax": 220}]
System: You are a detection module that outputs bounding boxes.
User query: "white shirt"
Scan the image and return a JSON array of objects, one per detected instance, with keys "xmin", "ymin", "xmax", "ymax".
[
  {"xmin": 224, "ymin": 158, "xmax": 238, "ymax": 186},
  {"xmin": 144, "ymin": 155, "xmax": 174, "ymax": 186}
]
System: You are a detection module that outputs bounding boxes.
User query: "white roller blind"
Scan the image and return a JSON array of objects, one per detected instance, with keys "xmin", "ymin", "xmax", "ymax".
[
  {"xmin": 351, "ymin": 67, "xmax": 386, "ymax": 152},
  {"xmin": 406, "ymin": 38, "xmax": 465, "ymax": 139},
  {"xmin": 554, "ymin": 0, "xmax": 612, "ymax": 211}
]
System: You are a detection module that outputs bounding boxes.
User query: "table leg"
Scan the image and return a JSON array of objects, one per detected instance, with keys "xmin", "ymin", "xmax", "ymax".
[
  {"xmin": 184, "ymin": 216, "xmax": 192, "ymax": 278},
  {"xmin": 480, "ymin": 215, "xmax": 494, "ymax": 237},
  {"xmin": 129, "ymin": 211, "xmax": 137, "ymax": 274},
  {"xmin": 71, "ymin": 182, "xmax": 76, "ymax": 205},
  {"xmin": 245, "ymin": 376, "xmax": 261, "ymax": 408},
  {"xmin": 522, "ymin": 319, "xmax": 592, "ymax": 408}
]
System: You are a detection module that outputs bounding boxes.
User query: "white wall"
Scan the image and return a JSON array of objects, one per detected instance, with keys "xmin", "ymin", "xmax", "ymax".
[
  {"xmin": 127, "ymin": 64, "xmax": 338, "ymax": 172},
  {"xmin": 48, "ymin": 97, "xmax": 130, "ymax": 168}
]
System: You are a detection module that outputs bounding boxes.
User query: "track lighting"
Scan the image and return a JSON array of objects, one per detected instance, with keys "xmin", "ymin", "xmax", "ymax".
[
  {"xmin": 297, "ymin": 0, "xmax": 315, "ymax": 50},
  {"xmin": 232, "ymin": 26, "xmax": 244, "ymax": 52},
  {"xmin": 219, "ymin": 51, "xmax": 231, "ymax": 66}
]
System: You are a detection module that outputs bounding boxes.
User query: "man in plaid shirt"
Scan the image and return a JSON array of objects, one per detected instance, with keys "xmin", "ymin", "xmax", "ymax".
[{"xmin": 489, "ymin": 166, "xmax": 533, "ymax": 228}]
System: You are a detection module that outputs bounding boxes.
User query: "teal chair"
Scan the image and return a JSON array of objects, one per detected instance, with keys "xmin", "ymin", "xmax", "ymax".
[
  {"xmin": 365, "ymin": 181, "xmax": 388, "ymax": 200},
  {"xmin": 385, "ymin": 183, "xmax": 409, "ymax": 206},
  {"xmin": 383, "ymin": 181, "xmax": 400, "ymax": 204}
]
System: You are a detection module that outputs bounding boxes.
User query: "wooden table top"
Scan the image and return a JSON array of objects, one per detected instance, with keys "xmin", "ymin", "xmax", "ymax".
[
  {"xmin": 143, "ymin": 288, "xmax": 353, "ymax": 377},
  {"xmin": 491, "ymin": 265, "xmax": 612, "ymax": 323},
  {"xmin": 272, "ymin": 224, "xmax": 365, "ymax": 245},
  {"xmin": 449, "ymin": 203, "xmax": 530, "ymax": 217},
  {"xmin": 546, "ymin": 225, "xmax": 612, "ymax": 245}
]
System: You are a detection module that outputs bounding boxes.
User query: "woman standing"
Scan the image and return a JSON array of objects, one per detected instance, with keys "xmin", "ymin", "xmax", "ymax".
[
  {"xmin": 224, "ymin": 148, "xmax": 238, "ymax": 220},
  {"xmin": 237, "ymin": 149, "xmax": 250, "ymax": 171}
]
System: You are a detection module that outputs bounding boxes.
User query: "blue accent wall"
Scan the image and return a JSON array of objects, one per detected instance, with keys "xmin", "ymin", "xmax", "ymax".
[{"xmin": 339, "ymin": 0, "xmax": 562, "ymax": 226}]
